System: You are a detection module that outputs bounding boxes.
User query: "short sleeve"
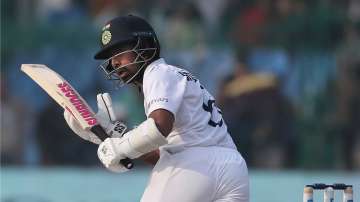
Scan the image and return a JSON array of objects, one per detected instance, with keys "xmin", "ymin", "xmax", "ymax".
[{"xmin": 143, "ymin": 68, "xmax": 187, "ymax": 117}]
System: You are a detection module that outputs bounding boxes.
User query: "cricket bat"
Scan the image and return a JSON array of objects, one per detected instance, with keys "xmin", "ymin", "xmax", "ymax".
[{"xmin": 21, "ymin": 64, "xmax": 133, "ymax": 169}]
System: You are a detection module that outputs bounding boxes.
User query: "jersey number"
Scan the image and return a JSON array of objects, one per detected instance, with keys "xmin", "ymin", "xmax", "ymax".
[
  {"xmin": 203, "ymin": 99, "xmax": 223, "ymax": 127},
  {"xmin": 201, "ymin": 85, "xmax": 223, "ymax": 127},
  {"xmin": 177, "ymin": 70, "xmax": 223, "ymax": 128}
]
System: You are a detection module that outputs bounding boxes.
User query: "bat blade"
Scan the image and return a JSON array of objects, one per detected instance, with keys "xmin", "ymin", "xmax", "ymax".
[
  {"xmin": 21, "ymin": 64, "xmax": 133, "ymax": 169},
  {"xmin": 21, "ymin": 64, "xmax": 97, "ymax": 130}
]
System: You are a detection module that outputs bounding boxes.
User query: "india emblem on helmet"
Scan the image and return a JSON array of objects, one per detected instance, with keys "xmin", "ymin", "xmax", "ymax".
[{"xmin": 102, "ymin": 30, "xmax": 112, "ymax": 45}]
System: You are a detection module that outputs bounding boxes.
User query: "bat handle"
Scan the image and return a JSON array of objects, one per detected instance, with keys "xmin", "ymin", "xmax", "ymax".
[
  {"xmin": 90, "ymin": 125, "xmax": 134, "ymax": 169},
  {"xmin": 120, "ymin": 158, "xmax": 134, "ymax": 169}
]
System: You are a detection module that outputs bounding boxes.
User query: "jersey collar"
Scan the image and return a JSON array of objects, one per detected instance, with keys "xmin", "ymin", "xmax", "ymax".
[{"xmin": 145, "ymin": 58, "xmax": 166, "ymax": 74}]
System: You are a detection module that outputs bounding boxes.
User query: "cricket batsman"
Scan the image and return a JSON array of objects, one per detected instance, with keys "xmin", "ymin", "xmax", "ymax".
[{"xmin": 64, "ymin": 14, "xmax": 249, "ymax": 202}]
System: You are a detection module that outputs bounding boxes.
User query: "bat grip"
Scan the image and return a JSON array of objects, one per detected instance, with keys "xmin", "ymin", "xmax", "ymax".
[{"xmin": 90, "ymin": 125, "xmax": 134, "ymax": 169}]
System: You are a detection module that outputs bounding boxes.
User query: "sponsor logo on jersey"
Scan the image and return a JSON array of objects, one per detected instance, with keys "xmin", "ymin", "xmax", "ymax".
[
  {"xmin": 58, "ymin": 82, "xmax": 97, "ymax": 126},
  {"xmin": 147, "ymin": 97, "xmax": 169, "ymax": 109}
]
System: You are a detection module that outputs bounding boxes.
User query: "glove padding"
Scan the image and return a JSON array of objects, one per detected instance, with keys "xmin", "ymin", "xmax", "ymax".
[
  {"xmin": 64, "ymin": 93, "xmax": 127, "ymax": 144},
  {"xmin": 97, "ymin": 118, "xmax": 167, "ymax": 173},
  {"xmin": 97, "ymin": 133, "xmax": 132, "ymax": 173}
]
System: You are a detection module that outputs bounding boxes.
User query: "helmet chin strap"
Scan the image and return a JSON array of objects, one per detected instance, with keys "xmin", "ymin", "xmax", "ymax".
[
  {"xmin": 114, "ymin": 50, "xmax": 155, "ymax": 88},
  {"xmin": 124, "ymin": 61, "xmax": 146, "ymax": 84},
  {"xmin": 125, "ymin": 36, "xmax": 159, "ymax": 84}
]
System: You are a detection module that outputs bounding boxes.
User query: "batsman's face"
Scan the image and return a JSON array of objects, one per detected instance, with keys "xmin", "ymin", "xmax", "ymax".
[{"xmin": 111, "ymin": 51, "xmax": 139, "ymax": 82}]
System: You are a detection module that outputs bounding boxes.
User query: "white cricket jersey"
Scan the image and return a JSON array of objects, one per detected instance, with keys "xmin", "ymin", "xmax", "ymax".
[{"xmin": 143, "ymin": 58, "xmax": 237, "ymax": 151}]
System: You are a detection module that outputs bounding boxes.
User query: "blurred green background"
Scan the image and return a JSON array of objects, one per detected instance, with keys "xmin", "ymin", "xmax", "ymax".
[{"xmin": 1, "ymin": 0, "xmax": 359, "ymax": 201}]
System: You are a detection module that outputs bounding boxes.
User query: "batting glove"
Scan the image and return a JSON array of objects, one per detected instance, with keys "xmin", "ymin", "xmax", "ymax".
[
  {"xmin": 97, "ymin": 133, "xmax": 132, "ymax": 173},
  {"xmin": 64, "ymin": 93, "xmax": 127, "ymax": 144}
]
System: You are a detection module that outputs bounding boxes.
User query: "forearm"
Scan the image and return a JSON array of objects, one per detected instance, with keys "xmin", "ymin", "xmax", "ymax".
[
  {"xmin": 97, "ymin": 109, "xmax": 173, "ymax": 171},
  {"xmin": 138, "ymin": 149, "xmax": 160, "ymax": 166}
]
